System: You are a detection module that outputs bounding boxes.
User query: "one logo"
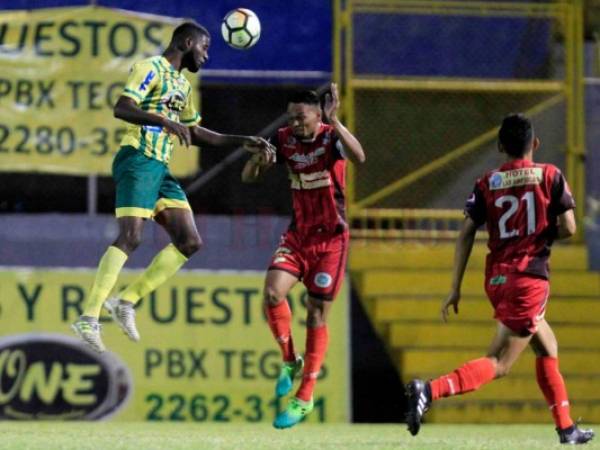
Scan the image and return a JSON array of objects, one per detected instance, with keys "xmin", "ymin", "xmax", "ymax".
[
  {"xmin": 162, "ymin": 90, "xmax": 186, "ymax": 112},
  {"xmin": 490, "ymin": 173, "xmax": 503, "ymax": 190},
  {"xmin": 138, "ymin": 70, "xmax": 155, "ymax": 92},
  {"xmin": 0, "ymin": 333, "xmax": 132, "ymax": 420},
  {"xmin": 286, "ymin": 136, "xmax": 297, "ymax": 146},
  {"xmin": 314, "ymin": 272, "xmax": 333, "ymax": 288}
]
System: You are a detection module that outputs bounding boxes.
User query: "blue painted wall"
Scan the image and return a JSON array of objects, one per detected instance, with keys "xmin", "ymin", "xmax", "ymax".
[{"xmin": 3, "ymin": 0, "xmax": 333, "ymax": 83}]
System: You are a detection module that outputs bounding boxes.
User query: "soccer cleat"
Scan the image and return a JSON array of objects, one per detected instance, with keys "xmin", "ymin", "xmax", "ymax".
[
  {"xmin": 273, "ymin": 397, "xmax": 314, "ymax": 429},
  {"xmin": 105, "ymin": 297, "xmax": 140, "ymax": 342},
  {"xmin": 71, "ymin": 317, "xmax": 105, "ymax": 353},
  {"xmin": 275, "ymin": 356, "xmax": 304, "ymax": 398},
  {"xmin": 405, "ymin": 379, "xmax": 432, "ymax": 436},
  {"xmin": 557, "ymin": 425, "xmax": 594, "ymax": 445}
]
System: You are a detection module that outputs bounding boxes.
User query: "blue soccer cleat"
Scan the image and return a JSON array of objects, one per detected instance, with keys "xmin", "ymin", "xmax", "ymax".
[{"xmin": 273, "ymin": 396, "xmax": 314, "ymax": 429}]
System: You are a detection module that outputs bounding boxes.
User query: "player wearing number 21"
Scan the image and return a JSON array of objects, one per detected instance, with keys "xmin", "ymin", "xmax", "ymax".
[
  {"xmin": 406, "ymin": 114, "xmax": 594, "ymax": 445},
  {"xmin": 71, "ymin": 22, "xmax": 273, "ymax": 353}
]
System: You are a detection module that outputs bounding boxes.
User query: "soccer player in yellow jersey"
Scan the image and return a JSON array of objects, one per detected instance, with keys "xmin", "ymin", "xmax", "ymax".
[{"xmin": 72, "ymin": 22, "xmax": 273, "ymax": 352}]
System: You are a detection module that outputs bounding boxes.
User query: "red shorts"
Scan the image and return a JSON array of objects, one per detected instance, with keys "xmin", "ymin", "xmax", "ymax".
[
  {"xmin": 485, "ymin": 269, "xmax": 549, "ymax": 336},
  {"xmin": 268, "ymin": 228, "xmax": 349, "ymax": 300}
]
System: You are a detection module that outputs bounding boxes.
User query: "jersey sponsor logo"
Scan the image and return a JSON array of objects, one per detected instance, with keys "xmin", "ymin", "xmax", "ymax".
[
  {"xmin": 0, "ymin": 333, "xmax": 132, "ymax": 420},
  {"xmin": 289, "ymin": 147, "xmax": 326, "ymax": 169},
  {"xmin": 162, "ymin": 90, "xmax": 186, "ymax": 112},
  {"xmin": 489, "ymin": 168, "xmax": 543, "ymax": 190},
  {"xmin": 138, "ymin": 70, "xmax": 155, "ymax": 91},
  {"xmin": 289, "ymin": 170, "xmax": 332, "ymax": 190},
  {"xmin": 314, "ymin": 272, "xmax": 333, "ymax": 288},
  {"xmin": 142, "ymin": 125, "xmax": 163, "ymax": 133}
]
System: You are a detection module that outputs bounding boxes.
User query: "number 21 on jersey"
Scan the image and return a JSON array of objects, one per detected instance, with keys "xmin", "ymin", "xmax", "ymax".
[{"xmin": 495, "ymin": 191, "xmax": 536, "ymax": 239}]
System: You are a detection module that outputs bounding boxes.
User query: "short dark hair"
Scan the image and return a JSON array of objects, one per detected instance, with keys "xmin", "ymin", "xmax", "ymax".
[
  {"xmin": 288, "ymin": 90, "xmax": 320, "ymax": 106},
  {"xmin": 498, "ymin": 113, "xmax": 534, "ymax": 157},
  {"xmin": 171, "ymin": 22, "xmax": 210, "ymax": 44}
]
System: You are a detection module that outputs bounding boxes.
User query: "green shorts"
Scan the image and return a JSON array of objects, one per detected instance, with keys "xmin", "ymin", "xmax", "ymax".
[{"xmin": 112, "ymin": 146, "xmax": 191, "ymax": 219}]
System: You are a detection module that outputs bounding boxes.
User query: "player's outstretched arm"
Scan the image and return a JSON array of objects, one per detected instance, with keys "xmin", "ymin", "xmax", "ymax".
[
  {"xmin": 441, "ymin": 217, "xmax": 478, "ymax": 322},
  {"xmin": 324, "ymin": 83, "xmax": 366, "ymax": 164},
  {"xmin": 114, "ymin": 96, "xmax": 191, "ymax": 147},
  {"xmin": 556, "ymin": 209, "xmax": 576, "ymax": 239},
  {"xmin": 189, "ymin": 126, "xmax": 273, "ymax": 153}
]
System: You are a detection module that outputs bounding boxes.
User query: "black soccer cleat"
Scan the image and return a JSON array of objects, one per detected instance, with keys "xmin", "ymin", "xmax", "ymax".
[
  {"xmin": 557, "ymin": 425, "xmax": 594, "ymax": 445},
  {"xmin": 405, "ymin": 379, "xmax": 432, "ymax": 436}
]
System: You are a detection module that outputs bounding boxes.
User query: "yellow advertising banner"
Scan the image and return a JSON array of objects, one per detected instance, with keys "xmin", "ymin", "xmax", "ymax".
[
  {"xmin": 0, "ymin": 6, "xmax": 198, "ymax": 176},
  {"xmin": 0, "ymin": 269, "xmax": 350, "ymax": 422}
]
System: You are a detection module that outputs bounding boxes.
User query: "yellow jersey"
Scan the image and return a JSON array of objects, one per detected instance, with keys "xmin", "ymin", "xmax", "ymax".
[{"xmin": 120, "ymin": 56, "xmax": 201, "ymax": 164}]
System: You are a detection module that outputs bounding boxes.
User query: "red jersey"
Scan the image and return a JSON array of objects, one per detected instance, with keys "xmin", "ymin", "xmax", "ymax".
[
  {"xmin": 465, "ymin": 159, "xmax": 575, "ymax": 278},
  {"xmin": 273, "ymin": 123, "xmax": 347, "ymax": 234}
]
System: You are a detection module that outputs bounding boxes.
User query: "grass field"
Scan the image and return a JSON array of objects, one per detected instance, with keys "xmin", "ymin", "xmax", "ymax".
[{"xmin": 0, "ymin": 422, "xmax": 596, "ymax": 450}]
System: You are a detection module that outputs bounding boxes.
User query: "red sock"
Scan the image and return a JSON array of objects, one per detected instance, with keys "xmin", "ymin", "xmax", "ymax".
[
  {"xmin": 296, "ymin": 325, "xmax": 328, "ymax": 401},
  {"xmin": 266, "ymin": 301, "xmax": 296, "ymax": 362},
  {"xmin": 536, "ymin": 356, "xmax": 573, "ymax": 430},
  {"xmin": 430, "ymin": 357, "xmax": 496, "ymax": 400}
]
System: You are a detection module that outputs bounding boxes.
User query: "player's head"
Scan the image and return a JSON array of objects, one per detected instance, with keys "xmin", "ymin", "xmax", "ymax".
[
  {"xmin": 170, "ymin": 22, "xmax": 210, "ymax": 73},
  {"xmin": 498, "ymin": 113, "xmax": 540, "ymax": 158},
  {"xmin": 287, "ymin": 90, "xmax": 322, "ymax": 139}
]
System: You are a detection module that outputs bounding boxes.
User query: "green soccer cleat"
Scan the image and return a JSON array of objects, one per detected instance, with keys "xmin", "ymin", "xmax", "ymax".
[
  {"xmin": 275, "ymin": 356, "xmax": 304, "ymax": 398},
  {"xmin": 71, "ymin": 317, "xmax": 105, "ymax": 353},
  {"xmin": 273, "ymin": 397, "xmax": 313, "ymax": 429}
]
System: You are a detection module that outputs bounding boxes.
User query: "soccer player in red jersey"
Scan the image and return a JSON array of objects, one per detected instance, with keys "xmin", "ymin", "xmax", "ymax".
[
  {"xmin": 242, "ymin": 84, "xmax": 365, "ymax": 428},
  {"xmin": 405, "ymin": 114, "xmax": 594, "ymax": 445}
]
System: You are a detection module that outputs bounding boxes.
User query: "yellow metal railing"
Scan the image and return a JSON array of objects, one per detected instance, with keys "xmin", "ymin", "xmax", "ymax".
[{"xmin": 335, "ymin": 0, "xmax": 585, "ymax": 240}]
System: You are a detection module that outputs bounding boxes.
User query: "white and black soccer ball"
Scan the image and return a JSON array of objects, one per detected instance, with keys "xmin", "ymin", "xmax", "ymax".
[{"xmin": 221, "ymin": 8, "xmax": 261, "ymax": 50}]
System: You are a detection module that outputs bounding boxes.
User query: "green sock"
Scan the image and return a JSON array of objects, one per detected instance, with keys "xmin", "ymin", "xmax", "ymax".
[
  {"xmin": 82, "ymin": 246, "xmax": 128, "ymax": 318},
  {"xmin": 119, "ymin": 244, "xmax": 188, "ymax": 304}
]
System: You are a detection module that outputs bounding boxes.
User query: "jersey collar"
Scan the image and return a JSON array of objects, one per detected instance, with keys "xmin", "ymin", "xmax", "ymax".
[
  {"xmin": 299, "ymin": 122, "xmax": 326, "ymax": 143},
  {"xmin": 500, "ymin": 158, "xmax": 535, "ymax": 171},
  {"xmin": 159, "ymin": 56, "xmax": 180, "ymax": 75}
]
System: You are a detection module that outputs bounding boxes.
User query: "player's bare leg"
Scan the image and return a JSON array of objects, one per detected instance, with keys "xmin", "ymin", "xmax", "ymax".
[
  {"xmin": 274, "ymin": 296, "xmax": 332, "ymax": 429},
  {"xmin": 73, "ymin": 217, "xmax": 144, "ymax": 352},
  {"xmin": 107, "ymin": 208, "xmax": 201, "ymax": 342},
  {"xmin": 406, "ymin": 322, "xmax": 531, "ymax": 436},
  {"xmin": 264, "ymin": 270, "xmax": 302, "ymax": 398},
  {"xmin": 530, "ymin": 319, "xmax": 594, "ymax": 444}
]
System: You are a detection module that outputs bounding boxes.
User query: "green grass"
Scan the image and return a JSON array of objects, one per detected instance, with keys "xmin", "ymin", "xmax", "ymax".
[{"xmin": 0, "ymin": 423, "xmax": 596, "ymax": 450}]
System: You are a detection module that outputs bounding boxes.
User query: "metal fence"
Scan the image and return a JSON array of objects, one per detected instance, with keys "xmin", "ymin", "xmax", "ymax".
[{"xmin": 335, "ymin": 0, "xmax": 585, "ymax": 240}]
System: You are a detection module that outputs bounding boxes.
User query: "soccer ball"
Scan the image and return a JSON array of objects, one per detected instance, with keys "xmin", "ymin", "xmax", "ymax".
[{"xmin": 221, "ymin": 8, "xmax": 261, "ymax": 49}]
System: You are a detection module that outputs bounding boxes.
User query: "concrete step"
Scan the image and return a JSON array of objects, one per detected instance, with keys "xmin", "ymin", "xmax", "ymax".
[
  {"xmin": 368, "ymin": 297, "xmax": 600, "ymax": 324},
  {"xmin": 396, "ymin": 349, "xmax": 600, "ymax": 378},
  {"xmin": 349, "ymin": 242, "xmax": 588, "ymax": 271},
  {"xmin": 355, "ymin": 270, "xmax": 600, "ymax": 297},
  {"xmin": 389, "ymin": 323, "xmax": 600, "ymax": 350}
]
